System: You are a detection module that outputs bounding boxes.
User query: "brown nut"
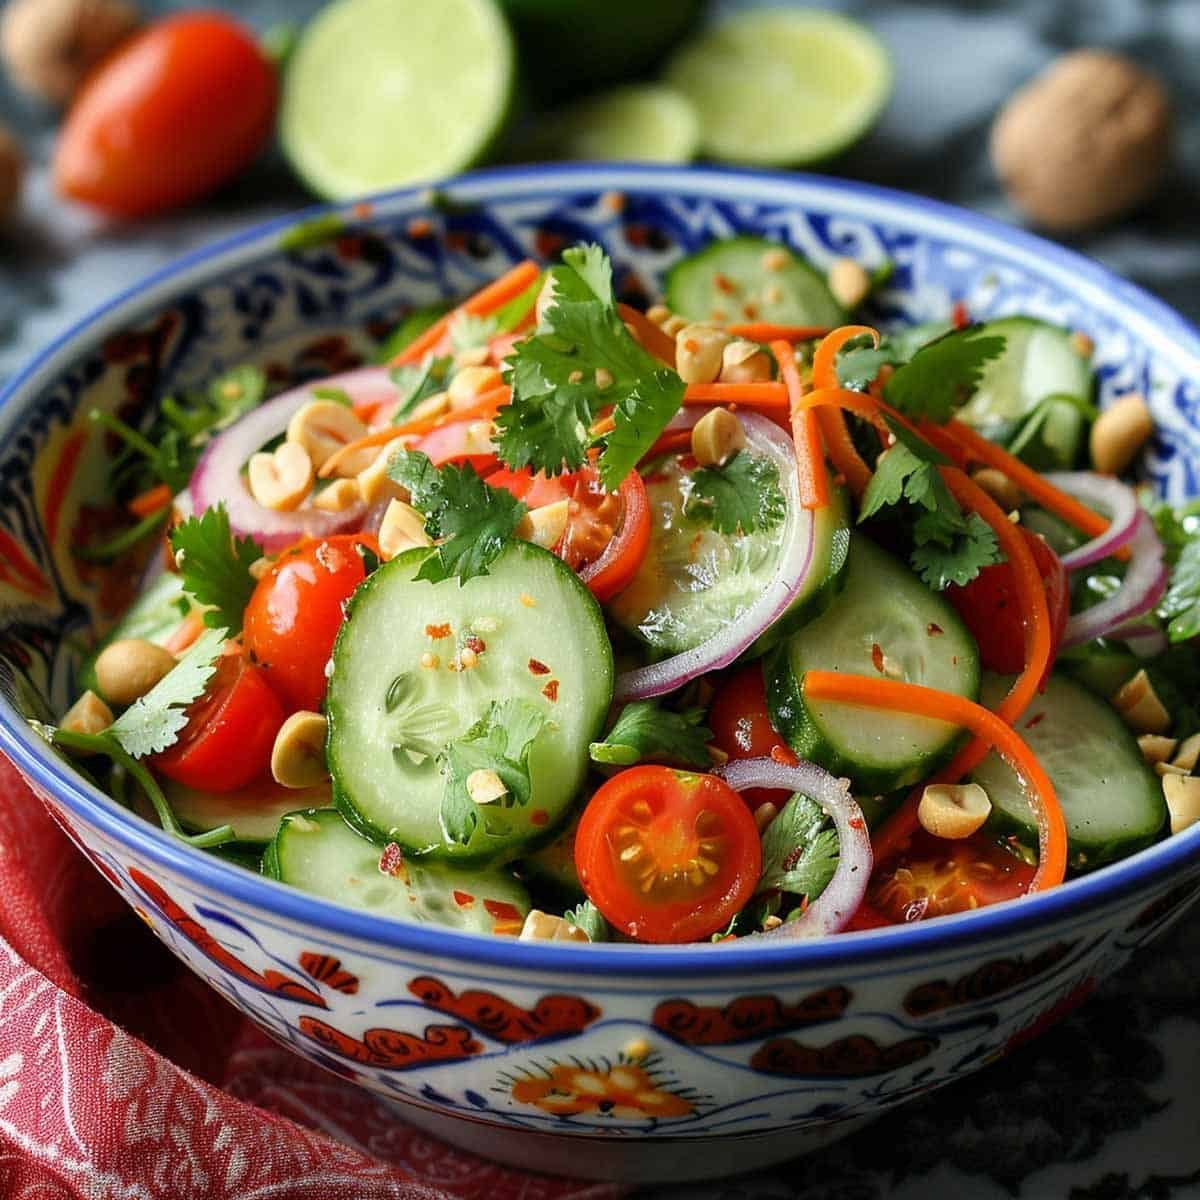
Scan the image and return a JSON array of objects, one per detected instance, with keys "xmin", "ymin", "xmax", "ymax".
[
  {"xmin": 675, "ymin": 324, "xmax": 731, "ymax": 385},
  {"xmin": 1090, "ymin": 393, "xmax": 1154, "ymax": 476},
  {"xmin": 719, "ymin": 340, "xmax": 772, "ymax": 384},
  {"xmin": 448, "ymin": 364, "xmax": 504, "ymax": 409},
  {"xmin": 248, "ymin": 441, "xmax": 314, "ymax": 512},
  {"xmin": 917, "ymin": 783, "xmax": 992, "ymax": 840},
  {"xmin": 516, "ymin": 498, "xmax": 569, "ymax": 549},
  {"xmin": 59, "ymin": 690, "xmax": 114, "ymax": 739},
  {"xmin": 969, "ymin": 467, "xmax": 1024, "ymax": 513},
  {"xmin": 286, "ymin": 400, "xmax": 367, "ymax": 472},
  {"xmin": 94, "ymin": 639, "xmax": 176, "ymax": 707},
  {"xmin": 1162, "ymin": 774, "xmax": 1200, "ymax": 836},
  {"xmin": 690, "ymin": 407, "xmax": 746, "ymax": 467},
  {"xmin": 519, "ymin": 909, "xmax": 591, "ymax": 943},
  {"xmin": 270, "ymin": 711, "xmax": 329, "ymax": 789},
  {"xmin": 990, "ymin": 50, "xmax": 1172, "ymax": 231},
  {"xmin": 378, "ymin": 499, "xmax": 432, "ymax": 561},
  {"xmin": 1, "ymin": 0, "xmax": 139, "ymax": 105},
  {"xmin": 827, "ymin": 258, "xmax": 872, "ymax": 310},
  {"xmin": 1111, "ymin": 668, "xmax": 1171, "ymax": 735}
]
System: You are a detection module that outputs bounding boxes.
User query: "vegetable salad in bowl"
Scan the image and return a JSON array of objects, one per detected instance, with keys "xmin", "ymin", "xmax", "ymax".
[{"xmin": 43, "ymin": 234, "xmax": 1200, "ymax": 947}]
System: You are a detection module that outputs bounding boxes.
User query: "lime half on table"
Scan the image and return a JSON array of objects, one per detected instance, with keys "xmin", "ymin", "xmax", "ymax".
[
  {"xmin": 664, "ymin": 9, "xmax": 892, "ymax": 166},
  {"xmin": 281, "ymin": 0, "xmax": 516, "ymax": 199},
  {"xmin": 549, "ymin": 84, "xmax": 701, "ymax": 164}
]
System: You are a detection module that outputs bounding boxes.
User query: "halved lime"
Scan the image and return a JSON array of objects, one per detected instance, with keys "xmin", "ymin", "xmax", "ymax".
[
  {"xmin": 549, "ymin": 84, "xmax": 700, "ymax": 164},
  {"xmin": 280, "ymin": 0, "xmax": 516, "ymax": 199},
  {"xmin": 664, "ymin": 9, "xmax": 892, "ymax": 166}
]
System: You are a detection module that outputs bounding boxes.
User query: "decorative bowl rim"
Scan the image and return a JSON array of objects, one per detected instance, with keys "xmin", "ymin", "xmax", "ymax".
[{"xmin": 3, "ymin": 161, "xmax": 1199, "ymax": 978}]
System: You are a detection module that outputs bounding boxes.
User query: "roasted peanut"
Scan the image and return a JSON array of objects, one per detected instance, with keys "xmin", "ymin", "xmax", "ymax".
[
  {"xmin": 519, "ymin": 909, "xmax": 591, "ymax": 943},
  {"xmin": 1162, "ymin": 773, "xmax": 1200, "ymax": 836},
  {"xmin": 312, "ymin": 478, "xmax": 361, "ymax": 513},
  {"xmin": 827, "ymin": 257, "xmax": 872, "ymax": 310},
  {"xmin": 248, "ymin": 441, "xmax": 314, "ymax": 511},
  {"xmin": 1090, "ymin": 393, "xmax": 1154, "ymax": 475},
  {"xmin": 60, "ymin": 690, "xmax": 113, "ymax": 738},
  {"xmin": 378, "ymin": 499, "xmax": 432, "ymax": 561},
  {"xmin": 918, "ymin": 782, "xmax": 992, "ymax": 840},
  {"xmin": 970, "ymin": 467, "xmax": 1025, "ymax": 512},
  {"xmin": 448, "ymin": 364, "xmax": 503, "ymax": 409},
  {"xmin": 690, "ymin": 407, "xmax": 746, "ymax": 467},
  {"xmin": 1111, "ymin": 669, "xmax": 1171, "ymax": 735},
  {"xmin": 94, "ymin": 639, "xmax": 177, "ymax": 707},
  {"xmin": 466, "ymin": 768, "xmax": 508, "ymax": 805},
  {"xmin": 355, "ymin": 444, "xmax": 407, "ymax": 507},
  {"xmin": 675, "ymin": 323, "xmax": 730, "ymax": 385},
  {"xmin": 1172, "ymin": 732, "xmax": 1200, "ymax": 772},
  {"xmin": 517, "ymin": 499, "xmax": 569, "ymax": 549},
  {"xmin": 270, "ymin": 711, "xmax": 329, "ymax": 789},
  {"xmin": 1138, "ymin": 734, "xmax": 1178, "ymax": 766},
  {"xmin": 286, "ymin": 400, "xmax": 367, "ymax": 472},
  {"xmin": 719, "ymin": 340, "xmax": 772, "ymax": 384}
]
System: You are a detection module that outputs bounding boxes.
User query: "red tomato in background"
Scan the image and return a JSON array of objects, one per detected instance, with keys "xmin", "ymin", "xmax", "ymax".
[
  {"xmin": 707, "ymin": 664, "xmax": 792, "ymax": 811},
  {"xmin": 154, "ymin": 651, "xmax": 284, "ymax": 792},
  {"xmin": 54, "ymin": 13, "xmax": 277, "ymax": 217},
  {"xmin": 945, "ymin": 528, "xmax": 1069, "ymax": 676},
  {"xmin": 575, "ymin": 766, "xmax": 761, "ymax": 943},
  {"xmin": 243, "ymin": 534, "xmax": 376, "ymax": 712}
]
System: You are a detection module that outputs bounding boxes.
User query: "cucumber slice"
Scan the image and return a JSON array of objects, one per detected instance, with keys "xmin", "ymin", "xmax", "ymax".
[
  {"xmin": 280, "ymin": 0, "xmax": 516, "ymax": 199},
  {"xmin": 971, "ymin": 672, "xmax": 1166, "ymax": 870},
  {"xmin": 327, "ymin": 541, "xmax": 613, "ymax": 863},
  {"xmin": 607, "ymin": 445, "xmax": 848, "ymax": 658},
  {"xmin": 664, "ymin": 10, "xmax": 892, "ymax": 166},
  {"xmin": 269, "ymin": 809, "xmax": 531, "ymax": 934},
  {"xmin": 665, "ymin": 236, "xmax": 845, "ymax": 327},
  {"xmin": 956, "ymin": 318, "xmax": 1094, "ymax": 469},
  {"xmin": 1059, "ymin": 642, "xmax": 1139, "ymax": 699},
  {"xmin": 766, "ymin": 535, "xmax": 980, "ymax": 793},
  {"xmin": 520, "ymin": 814, "xmax": 582, "ymax": 900},
  {"xmin": 169, "ymin": 778, "xmax": 331, "ymax": 844},
  {"xmin": 547, "ymin": 84, "xmax": 700, "ymax": 164}
]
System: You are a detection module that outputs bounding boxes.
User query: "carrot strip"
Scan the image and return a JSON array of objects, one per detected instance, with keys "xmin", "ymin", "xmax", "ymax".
[
  {"xmin": 773, "ymin": 339, "xmax": 829, "ymax": 510},
  {"xmin": 683, "ymin": 382, "xmax": 789, "ymax": 408},
  {"xmin": 392, "ymin": 260, "xmax": 540, "ymax": 366},
  {"xmin": 804, "ymin": 671, "xmax": 1067, "ymax": 893},
  {"xmin": 870, "ymin": 466, "xmax": 1054, "ymax": 866},
  {"xmin": 127, "ymin": 482, "xmax": 172, "ymax": 519},
  {"xmin": 727, "ymin": 322, "xmax": 831, "ymax": 343},
  {"xmin": 163, "ymin": 610, "xmax": 206, "ymax": 656},
  {"xmin": 617, "ymin": 303, "xmax": 676, "ymax": 367},
  {"xmin": 643, "ymin": 429, "xmax": 695, "ymax": 460},
  {"xmin": 807, "ymin": 326, "xmax": 881, "ymax": 499},
  {"xmin": 811, "ymin": 324, "xmax": 878, "ymax": 390}
]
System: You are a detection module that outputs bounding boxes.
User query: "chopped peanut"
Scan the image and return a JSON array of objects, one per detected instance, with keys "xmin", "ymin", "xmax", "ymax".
[
  {"xmin": 1111, "ymin": 669, "xmax": 1171, "ymax": 735},
  {"xmin": 718, "ymin": 340, "xmax": 772, "ymax": 384},
  {"xmin": 1172, "ymin": 732, "xmax": 1200, "ymax": 772},
  {"xmin": 60, "ymin": 690, "xmax": 113, "ymax": 739},
  {"xmin": 448, "ymin": 364, "xmax": 503, "ymax": 409},
  {"xmin": 969, "ymin": 467, "xmax": 1024, "ymax": 513},
  {"xmin": 1162, "ymin": 773, "xmax": 1200, "ymax": 836},
  {"xmin": 660, "ymin": 314, "xmax": 688, "ymax": 337},
  {"xmin": 646, "ymin": 304, "xmax": 672, "ymax": 326},
  {"xmin": 356, "ymin": 444, "xmax": 408, "ymax": 507},
  {"xmin": 452, "ymin": 345, "xmax": 490, "ymax": 370},
  {"xmin": 1069, "ymin": 330, "xmax": 1095, "ymax": 358},
  {"xmin": 675, "ymin": 323, "xmax": 730, "ymax": 385},
  {"xmin": 753, "ymin": 801, "xmax": 778, "ymax": 833},
  {"xmin": 270, "ymin": 711, "xmax": 329, "ymax": 789},
  {"xmin": 312, "ymin": 478, "xmax": 360, "ymax": 513},
  {"xmin": 378, "ymin": 499, "xmax": 432, "ymax": 561},
  {"xmin": 286, "ymin": 400, "xmax": 367, "ymax": 472},
  {"xmin": 248, "ymin": 441, "xmax": 314, "ymax": 512},
  {"xmin": 410, "ymin": 390, "xmax": 451, "ymax": 421},
  {"xmin": 517, "ymin": 498, "xmax": 569, "ymax": 549},
  {"xmin": 761, "ymin": 247, "xmax": 789, "ymax": 273},
  {"xmin": 94, "ymin": 639, "xmax": 177, "ymax": 707},
  {"xmin": 917, "ymin": 782, "xmax": 992, "ymax": 840},
  {"xmin": 827, "ymin": 257, "xmax": 872, "ymax": 310},
  {"xmin": 1091, "ymin": 393, "xmax": 1154, "ymax": 476},
  {"xmin": 1138, "ymin": 734, "xmax": 1178, "ymax": 766},
  {"xmin": 519, "ymin": 909, "xmax": 590, "ymax": 943},
  {"xmin": 690, "ymin": 407, "xmax": 746, "ymax": 467},
  {"xmin": 467, "ymin": 768, "xmax": 507, "ymax": 805}
]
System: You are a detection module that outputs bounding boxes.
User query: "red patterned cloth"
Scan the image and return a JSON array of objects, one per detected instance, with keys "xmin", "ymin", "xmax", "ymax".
[{"xmin": 0, "ymin": 755, "xmax": 622, "ymax": 1200}]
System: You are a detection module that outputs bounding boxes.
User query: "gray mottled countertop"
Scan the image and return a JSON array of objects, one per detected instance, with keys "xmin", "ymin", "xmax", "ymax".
[{"xmin": 1, "ymin": 2, "xmax": 1198, "ymax": 1197}]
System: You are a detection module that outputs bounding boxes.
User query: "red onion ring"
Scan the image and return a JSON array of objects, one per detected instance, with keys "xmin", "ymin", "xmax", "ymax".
[
  {"xmin": 1043, "ymin": 472, "xmax": 1140, "ymax": 570},
  {"xmin": 615, "ymin": 412, "xmax": 817, "ymax": 701},
  {"xmin": 718, "ymin": 757, "xmax": 872, "ymax": 938},
  {"xmin": 190, "ymin": 367, "xmax": 396, "ymax": 552},
  {"xmin": 1063, "ymin": 509, "xmax": 1167, "ymax": 647}
]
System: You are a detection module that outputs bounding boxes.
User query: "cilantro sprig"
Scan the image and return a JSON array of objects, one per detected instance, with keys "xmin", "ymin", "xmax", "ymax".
[
  {"xmin": 496, "ymin": 244, "xmax": 684, "ymax": 489},
  {"xmin": 169, "ymin": 505, "xmax": 263, "ymax": 635},
  {"xmin": 388, "ymin": 447, "xmax": 526, "ymax": 584},
  {"xmin": 883, "ymin": 326, "xmax": 1007, "ymax": 423},
  {"xmin": 685, "ymin": 451, "xmax": 786, "ymax": 536},
  {"xmin": 756, "ymin": 793, "xmax": 840, "ymax": 903},
  {"xmin": 589, "ymin": 701, "xmax": 713, "ymax": 769}
]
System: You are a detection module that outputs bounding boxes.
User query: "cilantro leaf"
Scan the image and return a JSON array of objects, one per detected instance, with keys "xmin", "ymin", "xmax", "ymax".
[
  {"xmin": 388, "ymin": 448, "xmax": 526, "ymax": 584},
  {"xmin": 589, "ymin": 702, "xmax": 712, "ymax": 769},
  {"xmin": 884, "ymin": 326, "xmax": 1006, "ymax": 423},
  {"xmin": 390, "ymin": 355, "xmax": 452, "ymax": 423},
  {"xmin": 496, "ymin": 243, "xmax": 684, "ymax": 487},
  {"xmin": 440, "ymin": 699, "xmax": 546, "ymax": 845},
  {"xmin": 108, "ymin": 627, "xmax": 226, "ymax": 758},
  {"xmin": 449, "ymin": 312, "xmax": 499, "ymax": 352},
  {"xmin": 169, "ymin": 505, "xmax": 263, "ymax": 635},
  {"xmin": 564, "ymin": 900, "xmax": 609, "ymax": 942},
  {"xmin": 757, "ymin": 793, "xmax": 840, "ymax": 902},
  {"xmin": 684, "ymin": 450, "xmax": 786, "ymax": 536},
  {"xmin": 911, "ymin": 511, "xmax": 1002, "ymax": 589}
]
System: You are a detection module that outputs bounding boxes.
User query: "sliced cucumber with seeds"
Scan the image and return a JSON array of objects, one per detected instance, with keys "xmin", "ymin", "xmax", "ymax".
[
  {"xmin": 607, "ymin": 448, "xmax": 848, "ymax": 659},
  {"xmin": 971, "ymin": 672, "xmax": 1165, "ymax": 870},
  {"xmin": 665, "ymin": 236, "xmax": 845, "ymax": 328},
  {"xmin": 327, "ymin": 541, "xmax": 612, "ymax": 863},
  {"xmin": 956, "ymin": 318, "xmax": 1094, "ymax": 469},
  {"xmin": 169, "ymin": 778, "xmax": 330, "ymax": 843},
  {"xmin": 766, "ymin": 535, "xmax": 980, "ymax": 793},
  {"xmin": 268, "ymin": 809, "xmax": 531, "ymax": 934}
]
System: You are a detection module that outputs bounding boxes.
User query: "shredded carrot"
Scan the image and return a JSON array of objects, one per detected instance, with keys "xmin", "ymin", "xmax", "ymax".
[
  {"xmin": 163, "ymin": 610, "xmax": 206, "ymax": 656},
  {"xmin": 683, "ymin": 382, "xmax": 789, "ymax": 408},
  {"xmin": 772, "ymin": 339, "xmax": 828, "ymax": 509},
  {"xmin": 807, "ymin": 326, "xmax": 880, "ymax": 498},
  {"xmin": 392, "ymin": 260, "xmax": 540, "ymax": 366},
  {"xmin": 643, "ymin": 429, "xmax": 696, "ymax": 460},
  {"xmin": 127, "ymin": 483, "xmax": 172, "ymax": 519},
  {"xmin": 804, "ymin": 670, "xmax": 1067, "ymax": 893},
  {"xmin": 617, "ymin": 303, "xmax": 676, "ymax": 367},
  {"xmin": 870, "ymin": 466, "xmax": 1054, "ymax": 866},
  {"xmin": 727, "ymin": 322, "xmax": 831, "ymax": 343}
]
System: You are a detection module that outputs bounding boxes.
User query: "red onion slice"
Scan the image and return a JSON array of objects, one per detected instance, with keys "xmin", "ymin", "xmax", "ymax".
[
  {"xmin": 190, "ymin": 366, "xmax": 396, "ymax": 552},
  {"xmin": 1062, "ymin": 509, "xmax": 1167, "ymax": 647},
  {"xmin": 1043, "ymin": 472, "xmax": 1141, "ymax": 569},
  {"xmin": 615, "ymin": 412, "xmax": 817, "ymax": 701},
  {"xmin": 718, "ymin": 757, "xmax": 872, "ymax": 938}
]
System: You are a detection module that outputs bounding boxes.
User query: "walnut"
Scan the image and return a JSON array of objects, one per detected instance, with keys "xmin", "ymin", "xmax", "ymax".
[
  {"xmin": 1, "ymin": 0, "xmax": 139, "ymax": 106},
  {"xmin": 0, "ymin": 122, "xmax": 24, "ymax": 222},
  {"xmin": 990, "ymin": 50, "xmax": 1172, "ymax": 232}
]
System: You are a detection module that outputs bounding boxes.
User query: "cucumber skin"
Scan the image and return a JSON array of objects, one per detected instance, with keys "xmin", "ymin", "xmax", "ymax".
[{"xmin": 764, "ymin": 648, "xmax": 970, "ymax": 795}]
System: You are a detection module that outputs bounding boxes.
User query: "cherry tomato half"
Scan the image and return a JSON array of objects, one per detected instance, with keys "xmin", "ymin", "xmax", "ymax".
[
  {"xmin": 154, "ymin": 651, "xmax": 284, "ymax": 792},
  {"xmin": 945, "ymin": 528, "xmax": 1069, "ymax": 677},
  {"xmin": 54, "ymin": 13, "xmax": 277, "ymax": 218},
  {"xmin": 707, "ymin": 664, "xmax": 792, "ymax": 811},
  {"xmin": 243, "ymin": 534, "xmax": 377, "ymax": 712},
  {"xmin": 868, "ymin": 830, "xmax": 1036, "ymax": 924},
  {"xmin": 575, "ymin": 766, "xmax": 761, "ymax": 943},
  {"xmin": 575, "ymin": 469, "xmax": 651, "ymax": 602}
]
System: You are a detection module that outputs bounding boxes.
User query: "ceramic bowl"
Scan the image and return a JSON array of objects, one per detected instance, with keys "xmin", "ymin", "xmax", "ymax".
[{"xmin": 2, "ymin": 165, "xmax": 1200, "ymax": 1185}]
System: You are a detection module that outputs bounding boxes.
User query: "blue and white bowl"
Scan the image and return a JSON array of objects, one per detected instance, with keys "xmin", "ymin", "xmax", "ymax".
[{"xmin": 2, "ymin": 165, "xmax": 1199, "ymax": 1184}]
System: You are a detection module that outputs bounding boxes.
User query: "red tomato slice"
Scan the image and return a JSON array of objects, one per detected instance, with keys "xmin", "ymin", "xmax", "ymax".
[
  {"xmin": 154, "ymin": 652, "xmax": 284, "ymax": 792},
  {"xmin": 945, "ymin": 528, "xmax": 1069, "ymax": 677},
  {"xmin": 415, "ymin": 418, "xmax": 498, "ymax": 471},
  {"xmin": 243, "ymin": 534, "xmax": 377, "ymax": 712},
  {"xmin": 573, "ymin": 469, "xmax": 651, "ymax": 602},
  {"xmin": 54, "ymin": 13, "xmax": 277, "ymax": 218},
  {"xmin": 575, "ymin": 766, "xmax": 761, "ymax": 943},
  {"xmin": 868, "ymin": 830, "xmax": 1036, "ymax": 924},
  {"xmin": 707, "ymin": 664, "xmax": 792, "ymax": 811}
]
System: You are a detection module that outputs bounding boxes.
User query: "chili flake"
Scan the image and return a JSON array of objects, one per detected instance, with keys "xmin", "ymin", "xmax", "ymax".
[
  {"xmin": 528, "ymin": 658, "xmax": 551, "ymax": 676},
  {"xmin": 542, "ymin": 679, "xmax": 560, "ymax": 702},
  {"xmin": 425, "ymin": 623, "xmax": 451, "ymax": 639},
  {"xmin": 871, "ymin": 642, "xmax": 885, "ymax": 674}
]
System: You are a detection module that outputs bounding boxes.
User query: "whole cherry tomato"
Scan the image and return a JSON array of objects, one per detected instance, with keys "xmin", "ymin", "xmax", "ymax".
[
  {"xmin": 54, "ymin": 12, "xmax": 277, "ymax": 218},
  {"xmin": 707, "ymin": 664, "xmax": 792, "ymax": 811},
  {"xmin": 575, "ymin": 766, "xmax": 761, "ymax": 943},
  {"xmin": 154, "ymin": 651, "xmax": 284, "ymax": 792},
  {"xmin": 243, "ymin": 534, "xmax": 377, "ymax": 712},
  {"xmin": 945, "ymin": 528, "xmax": 1069, "ymax": 676}
]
